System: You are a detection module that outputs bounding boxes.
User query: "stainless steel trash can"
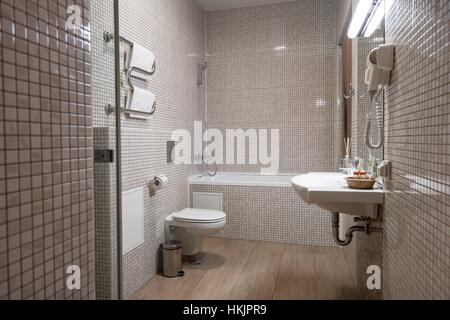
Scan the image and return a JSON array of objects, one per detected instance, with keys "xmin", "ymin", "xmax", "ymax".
[{"xmin": 161, "ymin": 240, "xmax": 184, "ymax": 278}]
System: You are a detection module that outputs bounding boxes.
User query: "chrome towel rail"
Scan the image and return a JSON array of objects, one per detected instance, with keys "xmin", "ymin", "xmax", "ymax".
[
  {"xmin": 103, "ymin": 31, "xmax": 133, "ymax": 47},
  {"xmin": 103, "ymin": 31, "xmax": 156, "ymax": 76},
  {"xmin": 124, "ymin": 66, "xmax": 156, "ymax": 116},
  {"xmin": 104, "ymin": 31, "xmax": 157, "ymax": 117}
]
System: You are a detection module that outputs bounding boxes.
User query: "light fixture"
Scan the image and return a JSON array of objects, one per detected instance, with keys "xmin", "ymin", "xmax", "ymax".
[
  {"xmin": 366, "ymin": 0, "xmax": 394, "ymax": 37},
  {"xmin": 274, "ymin": 46, "xmax": 286, "ymax": 51},
  {"xmin": 347, "ymin": 0, "xmax": 374, "ymax": 39},
  {"xmin": 364, "ymin": 0, "xmax": 385, "ymax": 37},
  {"xmin": 347, "ymin": 0, "xmax": 389, "ymax": 39}
]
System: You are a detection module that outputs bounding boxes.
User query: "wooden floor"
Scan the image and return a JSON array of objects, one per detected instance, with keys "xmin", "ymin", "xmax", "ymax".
[{"xmin": 131, "ymin": 238, "xmax": 357, "ymax": 300}]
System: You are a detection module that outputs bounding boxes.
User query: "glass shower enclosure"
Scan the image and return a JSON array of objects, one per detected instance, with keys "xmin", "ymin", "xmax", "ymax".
[{"xmin": 91, "ymin": 0, "xmax": 122, "ymax": 300}]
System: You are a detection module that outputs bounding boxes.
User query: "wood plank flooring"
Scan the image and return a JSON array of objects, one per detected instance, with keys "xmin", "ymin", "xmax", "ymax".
[{"xmin": 131, "ymin": 238, "xmax": 357, "ymax": 300}]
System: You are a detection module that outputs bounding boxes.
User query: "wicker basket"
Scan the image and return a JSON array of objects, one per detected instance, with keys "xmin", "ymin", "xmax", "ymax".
[{"xmin": 345, "ymin": 178, "xmax": 376, "ymax": 190}]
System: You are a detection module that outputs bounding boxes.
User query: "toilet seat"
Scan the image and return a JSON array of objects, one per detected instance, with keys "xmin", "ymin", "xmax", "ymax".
[
  {"xmin": 165, "ymin": 208, "xmax": 226, "ymax": 256},
  {"xmin": 172, "ymin": 208, "xmax": 226, "ymax": 224}
]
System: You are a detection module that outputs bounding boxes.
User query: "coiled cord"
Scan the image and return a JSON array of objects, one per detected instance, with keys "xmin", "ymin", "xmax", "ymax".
[{"xmin": 366, "ymin": 90, "xmax": 384, "ymax": 150}]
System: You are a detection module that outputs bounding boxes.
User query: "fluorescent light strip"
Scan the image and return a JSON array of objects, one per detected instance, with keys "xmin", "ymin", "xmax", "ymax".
[
  {"xmin": 364, "ymin": 0, "xmax": 385, "ymax": 37},
  {"xmin": 347, "ymin": 0, "xmax": 374, "ymax": 39},
  {"xmin": 365, "ymin": 0, "xmax": 394, "ymax": 37}
]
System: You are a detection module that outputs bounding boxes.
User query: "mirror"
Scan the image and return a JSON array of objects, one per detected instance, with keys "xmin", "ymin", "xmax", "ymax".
[{"xmin": 338, "ymin": 1, "xmax": 386, "ymax": 169}]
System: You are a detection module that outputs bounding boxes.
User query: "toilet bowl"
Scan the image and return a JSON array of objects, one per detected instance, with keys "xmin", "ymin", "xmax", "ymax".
[{"xmin": 165, "ymin": 208, "xmax": 226, "ymax": 256}]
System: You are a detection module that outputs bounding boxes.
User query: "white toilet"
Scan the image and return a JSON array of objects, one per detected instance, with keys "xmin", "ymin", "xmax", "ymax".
[{"xmin": 165, "ymin": 208, "xmax": 226, "ymax": 256}]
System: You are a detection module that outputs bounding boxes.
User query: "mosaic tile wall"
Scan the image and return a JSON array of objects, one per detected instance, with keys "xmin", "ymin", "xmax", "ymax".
[
  {"xmin": 206, "ymin": 0, "xmax": 339, "ymax": 174},
  {"xmin": 117, "ymin": 0, "xmax": 205, "ymax": 299},
  {"xmin": 92, "ymin": 127, "xmax": 117, "ymax": 300},
  {"xmin": 90, "ymin": 0, "xmax": 118, "ymax": 300},
  {"xmin": 190, "ymin": 184, "xmax": 335, "ymax": 247},
  {"xmin": 0, "ymin": 0, "xmax": 95, "ymax": 299},
  {"xmin": 336, "ymin": 0, "xmax": 352, "ymax": 43},
  {"xmin": 383, "ymin": 0, "xmax": 450, "ymax": 300}
]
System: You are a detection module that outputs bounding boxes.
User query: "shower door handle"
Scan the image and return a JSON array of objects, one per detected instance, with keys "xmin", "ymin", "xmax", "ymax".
[{"xmin": 95, "ymin": 150, "xmax": 115, "ymax": 163}]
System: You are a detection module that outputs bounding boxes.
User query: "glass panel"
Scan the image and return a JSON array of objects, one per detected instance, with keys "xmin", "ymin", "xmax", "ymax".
[{"xmin": 90, "ymin": 0, "xmax": 120, "ymax": 300}]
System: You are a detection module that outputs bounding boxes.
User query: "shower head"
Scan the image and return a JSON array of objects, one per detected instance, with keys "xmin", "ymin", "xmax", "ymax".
[{"xmin": 201, "ymin": 62, "xmax": 208, "ymax": 71}]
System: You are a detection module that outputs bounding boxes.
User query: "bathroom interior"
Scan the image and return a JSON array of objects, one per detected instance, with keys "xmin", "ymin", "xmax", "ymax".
[{"xmin": 0, "ymin": 0, "xmax": 449, "ymax": 301}]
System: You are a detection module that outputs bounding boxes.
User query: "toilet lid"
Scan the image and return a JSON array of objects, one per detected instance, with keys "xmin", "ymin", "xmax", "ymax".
[{"xmin": 173, "ymin": 208, "xmax": 226, "ymax": 223}]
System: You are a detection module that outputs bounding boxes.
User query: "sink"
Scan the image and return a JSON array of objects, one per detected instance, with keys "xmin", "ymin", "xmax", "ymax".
[{"xmin": 291, "ymin": 173, "xmax": 384, "ymax": 218}]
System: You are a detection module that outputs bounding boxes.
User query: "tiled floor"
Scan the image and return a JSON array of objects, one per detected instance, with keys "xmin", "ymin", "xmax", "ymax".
[{"xmin": 131, "ymin": 238, "xmax": 357, "ymax": 300}]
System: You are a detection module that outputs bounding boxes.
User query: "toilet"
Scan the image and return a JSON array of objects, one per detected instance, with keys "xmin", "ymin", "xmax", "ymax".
[{"xmin": 165, "ymin": 208, "xmax": 226, "ymax": 256}]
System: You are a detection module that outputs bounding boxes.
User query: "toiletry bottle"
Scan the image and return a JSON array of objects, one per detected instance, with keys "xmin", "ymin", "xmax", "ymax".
[
  {"xmin": 372, "ymin": 158, "xmax": 378, "ymax": 178},
  {"xmin": 368, "ymin": 154, "xmax": 375, "ymax": 175},
  {"xmin": 367, "ymin": 153, "xmax": 378, "ymax": 179}
]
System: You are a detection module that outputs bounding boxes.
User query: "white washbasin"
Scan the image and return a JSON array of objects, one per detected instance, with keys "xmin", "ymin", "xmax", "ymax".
[{"xmin": 291, "ymin": 173, "xmax": 384, "ymax": 218}]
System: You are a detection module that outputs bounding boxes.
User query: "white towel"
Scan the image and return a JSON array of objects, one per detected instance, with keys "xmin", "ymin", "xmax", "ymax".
[
  {"xmin": 127, "ymin": 87, "xmax": 155, "ymax": 114},
  {"xmin": 129, "ymin": 43, "xmax": 155, "ymax": 74}
]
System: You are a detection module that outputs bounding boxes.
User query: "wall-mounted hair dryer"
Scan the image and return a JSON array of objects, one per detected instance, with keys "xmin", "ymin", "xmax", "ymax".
[{"xmin": 365, "ymin": 44, "xmax": 395, "ymax": 150}]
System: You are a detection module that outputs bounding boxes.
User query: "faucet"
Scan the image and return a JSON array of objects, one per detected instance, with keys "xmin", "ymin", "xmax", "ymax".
[{"xmin": 206, "ymin": 162, "xmax": 217, "ymax": 177}]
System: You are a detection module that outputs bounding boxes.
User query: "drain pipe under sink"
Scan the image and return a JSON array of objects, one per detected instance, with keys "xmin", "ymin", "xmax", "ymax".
[{"xmin": 331, "ymin": 213, "xmax": 382, "ymax": 247}]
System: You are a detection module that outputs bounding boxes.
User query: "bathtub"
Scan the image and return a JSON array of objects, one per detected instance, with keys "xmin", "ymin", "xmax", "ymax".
[
  {"xmin": 188, "ymin": 173, "xmax": 293, "ymax": 188},
  {"xmin": 188, "ymin": 173, "xmax": 335, "ymax": 247}
]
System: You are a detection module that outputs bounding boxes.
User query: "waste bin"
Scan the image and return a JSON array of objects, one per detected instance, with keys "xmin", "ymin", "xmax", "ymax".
[{"xmin": 161, "ymin": 240, "xmax": 184, "ymax": 278}]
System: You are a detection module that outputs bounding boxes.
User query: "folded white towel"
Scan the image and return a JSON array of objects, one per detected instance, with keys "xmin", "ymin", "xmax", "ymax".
[
  {"xmin": 129, "ymin": 43, "xmax": 155, "ymax": 74},
  {"xmin": 127, "ymin": 87, "xmax": 156, "ymax": 114}
]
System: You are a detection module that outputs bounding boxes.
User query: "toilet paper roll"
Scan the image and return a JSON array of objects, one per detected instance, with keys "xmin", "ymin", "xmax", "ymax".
[{"xmin": 155, "ymin": 175, "xmax": 169, "ymax": 190}]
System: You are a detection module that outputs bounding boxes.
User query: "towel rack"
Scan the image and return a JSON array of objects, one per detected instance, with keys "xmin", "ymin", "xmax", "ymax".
[
  {"xmin": 103, "ymin": 32, "xmax": 157, "ymax": 76},
  {"xmin": 122, "ymin": 66, "xmax": 157, "ymax": 116},
  {"xmin": 124, "ymin": 41, "xmax": 156, "ymax": 77},
  {"xmin": 104, "ymin": 31, "xmax": 157, "ymax": 116},
  {"xmin": 121, "ymin": 104, "xmax": 157, "ymax": 117}
]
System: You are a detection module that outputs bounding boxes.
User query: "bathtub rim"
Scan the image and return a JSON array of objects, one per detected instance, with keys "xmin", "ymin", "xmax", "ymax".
[{"xmin": 188, "ymin": 172, "xmax": 295, "ymax": 188}]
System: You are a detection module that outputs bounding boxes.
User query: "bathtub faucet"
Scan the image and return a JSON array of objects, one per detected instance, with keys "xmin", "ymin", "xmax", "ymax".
[{"xmin": 206, "ymin": 162, "xmax": 217, "ymax": 177}]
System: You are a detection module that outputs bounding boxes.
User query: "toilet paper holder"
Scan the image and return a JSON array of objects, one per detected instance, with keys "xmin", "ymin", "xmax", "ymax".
[{"xmin": 147, "ymin": 175, "xmax": 168, "ymax": 197}]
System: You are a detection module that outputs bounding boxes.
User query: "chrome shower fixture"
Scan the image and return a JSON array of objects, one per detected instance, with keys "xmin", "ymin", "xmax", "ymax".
[{"xmin": 197, "ymin": 62, "xmax": 208, "ymax": 85}]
